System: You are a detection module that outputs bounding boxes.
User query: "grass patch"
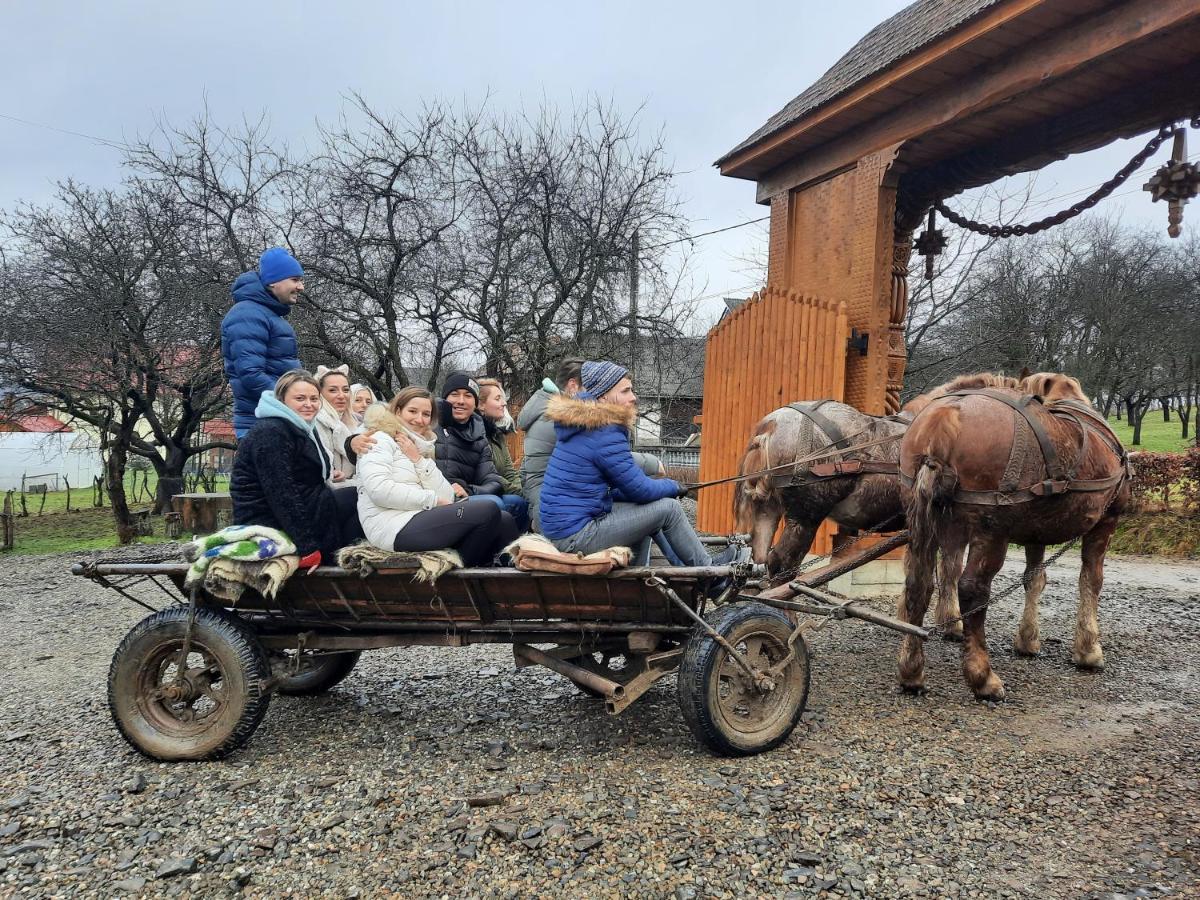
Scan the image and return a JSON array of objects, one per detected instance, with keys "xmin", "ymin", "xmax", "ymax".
[
  {"xmin": 1107, "ymin": 414, "xmax": 1196, "ymax": 453},
  {"xmin": 5, "ymin": 506, "xmax": 173, "ymax": 555},
  {"xmin": 3, "ymin": 474, "xmax": 230, "ymax": 555},
  {"xmin": 1110, "ymin": 511, "xmax": 1200, "ymax": 558}
]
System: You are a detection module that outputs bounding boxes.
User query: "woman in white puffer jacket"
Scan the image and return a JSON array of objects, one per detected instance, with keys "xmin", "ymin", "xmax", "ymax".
[{"xmin": 356, "ymin": 387, "xmax": 519, "ymax": 565}]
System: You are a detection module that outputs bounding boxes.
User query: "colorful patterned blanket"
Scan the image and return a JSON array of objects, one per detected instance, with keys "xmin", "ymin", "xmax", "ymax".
[{"xmin": 183, "ymin": 525, "xmax": 298, "ymax": 600}]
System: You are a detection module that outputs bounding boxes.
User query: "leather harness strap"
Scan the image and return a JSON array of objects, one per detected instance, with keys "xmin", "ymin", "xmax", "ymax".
[
  {"xmin": 788, "ymin": 400, "xmax": 846, "ymax": 451},
  {"xmin": 897, "ymin": 390, "xmax": 1129, "ymax": 506},
  {"xmin": 786, "ymin": 401, "xmax": 901, "ymax": 484}
]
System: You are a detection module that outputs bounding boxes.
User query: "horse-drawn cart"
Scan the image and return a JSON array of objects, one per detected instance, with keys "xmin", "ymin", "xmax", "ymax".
[{"xmin": 72, "ymin": 532, "xmax": 921, "ymax": 762}]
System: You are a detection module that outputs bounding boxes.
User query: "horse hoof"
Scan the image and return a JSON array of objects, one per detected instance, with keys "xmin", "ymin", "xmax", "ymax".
[
  {"xmin": 1013, "ymin": 639, "xmax": 1041, "ymax": 657},
  {"xmin": 940, "ymin": 628, "xmax": 963, "ymax": 644},
  {"xmin": 1072, "ymin": 647, "xmax": 1105, "ymax": 670},
  {"xmin": 898, "ymin": 681, "xmax": 927, "ymax": 696},
  {"xmin": 970, "ymin": 673, "xmax": 1006, "ymax": 702}
]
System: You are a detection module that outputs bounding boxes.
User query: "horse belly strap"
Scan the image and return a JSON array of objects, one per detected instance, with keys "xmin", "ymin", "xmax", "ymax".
[{"xmin": 807, "ymin": 460, "xmax": 899, "ymax": 479}]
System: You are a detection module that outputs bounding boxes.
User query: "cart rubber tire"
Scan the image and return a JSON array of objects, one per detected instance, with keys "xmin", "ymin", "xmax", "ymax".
[
  {"xmin": 274, "ymin": 651, "xmax": 361, "ymax": 696},
  {"xmin": 678, "ymin": 602, "xmax": 810, "ymax": 756},
  {"xmin": 108, "ymin": 606, "xmax": 271, "ymax": 761}
]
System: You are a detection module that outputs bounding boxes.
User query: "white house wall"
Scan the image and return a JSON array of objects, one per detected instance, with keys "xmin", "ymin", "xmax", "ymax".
[
  {"xmin": 0, "ymin": 433, "xmax": 105, "ymax": 491},
  {"xmin": 634, "ymin": 402, "xmax": 662, "ymax": 446}
]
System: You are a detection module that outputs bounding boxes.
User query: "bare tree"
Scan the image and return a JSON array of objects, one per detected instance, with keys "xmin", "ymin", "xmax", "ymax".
[{"xmin": 0, "ymin": 181, "xmax": 233, "ymax": 537}]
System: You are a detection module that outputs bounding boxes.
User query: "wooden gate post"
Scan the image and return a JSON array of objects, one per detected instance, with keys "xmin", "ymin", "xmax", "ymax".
[{"xmin": 1, "ymin": 490, "xmax": 14, "ymax": 551}]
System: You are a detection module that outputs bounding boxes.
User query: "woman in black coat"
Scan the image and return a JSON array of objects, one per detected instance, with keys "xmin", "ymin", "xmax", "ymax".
[{"xmin": 231, "ymin": 370, "xmax": 360, "ymax": 567}]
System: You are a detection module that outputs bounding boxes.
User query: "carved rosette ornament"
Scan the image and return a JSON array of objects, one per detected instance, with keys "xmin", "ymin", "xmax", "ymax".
[
  {"xmin": 885, "ymin": 229, "xmax": 913, "ymax": 415},
  {"xmin": 1144, "ymin": 127, "xmax": 1200, "ymax": 238}
]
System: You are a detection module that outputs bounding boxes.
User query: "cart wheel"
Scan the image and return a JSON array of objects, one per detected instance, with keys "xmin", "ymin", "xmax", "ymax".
[
  {"xmin": 272, "ymin": 651, "xmax": 361, "ymax": 696},
  {"xmin": 107, "ymin": 606, "xmax": 271, "ymax": 761},
  {"xmin": 567, "ymin": 652, "xmax": 639, "ymax": 699},
  {"xmin": 678, "ymin": 602, "xmax": 810, "ymax": 756}
]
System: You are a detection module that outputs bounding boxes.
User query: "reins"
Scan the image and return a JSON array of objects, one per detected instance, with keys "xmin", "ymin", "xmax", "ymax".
[{"xmin": 682, "ymin": 429, "xmax": 904, "ymax": 492}]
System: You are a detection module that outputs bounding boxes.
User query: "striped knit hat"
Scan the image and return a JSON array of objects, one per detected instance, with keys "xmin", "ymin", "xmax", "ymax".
[{"xmin": 581, "ymin": 360, "xmax": 628, "ymax": 400}]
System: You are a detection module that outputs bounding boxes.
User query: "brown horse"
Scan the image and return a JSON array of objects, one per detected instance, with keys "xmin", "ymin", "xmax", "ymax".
[
  {"xmin": 733, "ymin": 372, "xmax": 1021, "ymax": 637},
  {"xmin": 897, "ymin": 372, "xmax": 1130, "ymax": 700}
]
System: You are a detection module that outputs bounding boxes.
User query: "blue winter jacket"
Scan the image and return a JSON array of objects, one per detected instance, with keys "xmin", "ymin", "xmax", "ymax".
[
  {"xmin": 221, "ymin": 272, "xmax": 302, "ymax": 437},
  {"xmin": 538, "ymin": 394, "xmax": 680, "ymax": 540}
]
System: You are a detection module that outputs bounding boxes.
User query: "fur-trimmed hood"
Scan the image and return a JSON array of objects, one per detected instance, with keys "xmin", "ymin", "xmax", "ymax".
[{"xmin": 545, "ymin": 394, "xmax": 637, "ymax": 432}]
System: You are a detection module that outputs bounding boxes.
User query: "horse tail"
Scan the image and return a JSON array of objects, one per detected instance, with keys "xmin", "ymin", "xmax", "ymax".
[
  {"xmin": 733, "ymin": 427, "xmax": 777, "ymax": 532},
  {"xmin": 906, "ymin": 404, "xmax": 961, "ymax": 570}
]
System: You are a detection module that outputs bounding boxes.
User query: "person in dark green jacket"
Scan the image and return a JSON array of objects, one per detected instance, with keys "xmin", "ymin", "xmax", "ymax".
[{"xmin": 476, "ymin": 377, "xmax": 530, "ymax": 531}]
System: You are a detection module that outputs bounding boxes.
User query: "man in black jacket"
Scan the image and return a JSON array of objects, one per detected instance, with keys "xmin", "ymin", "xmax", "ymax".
[{"xmin": 434, "ymin": 372, "xmax": 506, "ymax": 498}]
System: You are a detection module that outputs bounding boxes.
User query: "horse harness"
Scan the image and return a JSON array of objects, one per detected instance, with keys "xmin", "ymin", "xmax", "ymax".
[
  {"xmin": 784, "ymin": 401, "xmax": 907, "ymax": 484},
  {"xmin": 897, "ymin": 389, "xmax": 1131, "ymax": 506}
]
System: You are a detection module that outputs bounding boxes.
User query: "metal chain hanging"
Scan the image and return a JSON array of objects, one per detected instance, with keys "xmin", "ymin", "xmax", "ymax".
[{"xmin": 933, "ymin": 119, "xmax": 1198, "ymax": 239}]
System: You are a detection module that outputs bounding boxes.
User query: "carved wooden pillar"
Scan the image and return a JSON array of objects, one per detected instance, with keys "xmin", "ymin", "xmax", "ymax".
[{"xmin": 886, "ymin": 228, "xmax": 913, "ymax": 414}]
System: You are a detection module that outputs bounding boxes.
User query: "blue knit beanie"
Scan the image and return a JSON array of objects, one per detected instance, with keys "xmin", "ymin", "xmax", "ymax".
[
  {"xmin": 259, "ymin": 247, "xmax": 304, "ymax": 285},
  {"xmin": 581, "ymin": 360, "xmax": 629, "ymax": 400}
]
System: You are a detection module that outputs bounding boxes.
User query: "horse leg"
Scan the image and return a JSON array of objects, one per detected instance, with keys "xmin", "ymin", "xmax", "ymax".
[
  {"xmin": 1073, "ymin": 515, "xmax": 1117, "ymax": 669},
  {"xmin": 959, "ymin": 534, "xmax": 1008, "ymax": 700},
  {"xmin": 766, "ymin": 519, "xmax": 818, "ymax": 577},
  {"xmin": 932, "ymin": 525, "xmax": 965, "ymax": 642},
  {"xmin": 1014, "ymin": 544, "xmax": 1046, "ymax": 656},
  {"xmin": 896, "ymin": 533, "xmax": 940, "ymax": 694}
]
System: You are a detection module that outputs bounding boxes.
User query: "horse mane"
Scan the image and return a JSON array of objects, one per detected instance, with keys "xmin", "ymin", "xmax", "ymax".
[
  {"xmin": 903, "ymin": 371, "xmax": 1019, "ymax": 415},
  {"xmin": 931, "ymin": 372, "xmax": 1022, "ymax": 396},
  {"xmin": 1020, "ymin": 372, "xmax": 1089, "ymax": 405}
]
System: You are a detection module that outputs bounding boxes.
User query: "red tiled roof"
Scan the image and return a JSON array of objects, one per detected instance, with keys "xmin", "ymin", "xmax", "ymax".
[
  {"xmin": 1, "ymin": 415, "xmax": 73, "ymax": 433},
  {"xmin": 203, "ymin": 419, "xmax": 236, "ymax": 438}
]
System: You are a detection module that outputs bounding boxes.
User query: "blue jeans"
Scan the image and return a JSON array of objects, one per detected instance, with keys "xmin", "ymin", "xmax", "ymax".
[
  {"xmin": 478, "ymin": 494, "xmax": 530, "ymax": 532},
  {"xmin": 552, "ymin": 499, "xmax": 711, "ymax": 567}
]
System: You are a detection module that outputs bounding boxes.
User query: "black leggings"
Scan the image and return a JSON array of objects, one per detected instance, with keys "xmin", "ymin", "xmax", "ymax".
[
  {"xmin": 392, "ymin": 499, "xmax": 520, "ymax": 567},
  {"xmin": 332, "ymin": 486, "xmax": 365, "ymax": 545}
]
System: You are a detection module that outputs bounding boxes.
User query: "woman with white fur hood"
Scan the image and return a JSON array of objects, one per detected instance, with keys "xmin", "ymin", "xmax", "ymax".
[{"xmin": 356, "ymin": 387, "xmax": 520, "ymax": 566}]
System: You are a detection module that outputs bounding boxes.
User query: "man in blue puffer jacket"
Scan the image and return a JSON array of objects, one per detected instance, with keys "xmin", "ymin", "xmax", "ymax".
[
  {"xmin": 540, "ymin": 360, "xmax": 745, "ymax": 569},
  {"xmin": 222, "ymin": 248, "xmax": 305, "ymax": 437}
]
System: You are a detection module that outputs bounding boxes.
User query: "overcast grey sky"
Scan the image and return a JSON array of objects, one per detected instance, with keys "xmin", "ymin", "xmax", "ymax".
[{"xmin": 0, "ymin": 1, "xmax": 1181, "ymax": 324}]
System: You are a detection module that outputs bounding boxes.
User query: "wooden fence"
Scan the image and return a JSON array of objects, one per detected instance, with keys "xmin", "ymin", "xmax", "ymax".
[{"xmin": 696, "ymin": 286, "xmax": 849, "ymax": 552}]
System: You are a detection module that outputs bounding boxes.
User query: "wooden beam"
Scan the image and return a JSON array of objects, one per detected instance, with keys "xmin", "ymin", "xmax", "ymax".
[
  {"xmin": 903, "ymin": 57, "xmax": 1200, "ymax": 203},
  {"xmin": 750, "ymin": 0, "xmax": 1200, "ymax": 203},
  {"xmin": 720, "ymin": 0, "xmax": 1050, "ymax": 177}
]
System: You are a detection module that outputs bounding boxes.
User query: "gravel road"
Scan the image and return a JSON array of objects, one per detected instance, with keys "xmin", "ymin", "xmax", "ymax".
[{"xmin": 0, "ymin": 547, "xmax": 1197, "ymax": 898}]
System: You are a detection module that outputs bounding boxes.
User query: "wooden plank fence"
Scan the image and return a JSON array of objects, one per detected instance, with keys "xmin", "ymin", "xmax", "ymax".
[{"xmin": 696, "ymin": 286, "xmax": 849, "ymax": 552}]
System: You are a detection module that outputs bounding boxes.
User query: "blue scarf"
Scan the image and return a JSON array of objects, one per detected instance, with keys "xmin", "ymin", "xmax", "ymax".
[{"xmin": 254, "ymin": 390, "xmax": 330, "ymax": 481}]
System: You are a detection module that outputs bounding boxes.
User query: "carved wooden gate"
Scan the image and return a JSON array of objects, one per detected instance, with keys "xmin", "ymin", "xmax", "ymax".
[{"xmin": 696, "ymin": 286, "xmax": 849, "ymax": 550}]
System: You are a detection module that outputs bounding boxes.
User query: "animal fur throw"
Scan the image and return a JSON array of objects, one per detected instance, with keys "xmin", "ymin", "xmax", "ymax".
[
  {"xmin": 502, "ymin": 534, "xmax": 633, "ymax": 576},
  {"xmin": 201, "ymin": 556, "xmax": 298, "ymax": 603},
  {"xmin": 182, "ymin": 524, "xmax": 298, "ymax": 602},
  {"xmin": 337, "ymin": 541, "xmax": 463, "ymax": 582}
]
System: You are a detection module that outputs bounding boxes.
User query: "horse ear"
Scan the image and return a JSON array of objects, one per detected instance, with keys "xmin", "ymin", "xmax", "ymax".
[{"xmin": 1018, "ymin": 366, "xmax": 1032, "ymax": 380}]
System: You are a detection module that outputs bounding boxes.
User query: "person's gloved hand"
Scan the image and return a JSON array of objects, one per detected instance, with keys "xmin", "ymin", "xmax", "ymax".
[
  {"xmin": 298, "ymin": 550, "xmax": 322, "ymax": 574},
  {"xmin": 675, "ymin": 483, "xmax": 694, "ymax": 499}
]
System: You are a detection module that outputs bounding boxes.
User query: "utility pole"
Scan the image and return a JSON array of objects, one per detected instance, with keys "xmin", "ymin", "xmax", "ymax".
[{"xmin": 629, "ymin": 228, "xmax": 639, "ymax": 380}]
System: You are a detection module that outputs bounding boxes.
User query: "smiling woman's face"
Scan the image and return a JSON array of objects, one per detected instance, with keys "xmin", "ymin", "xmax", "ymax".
[
  {"xmin": 352, "ymin": 389, "xmax": 373, "ymax": 415},
  {"xmin": 321, "ymin": 375, "xmax": 351, "ymax": 413},
  {"xmin": 284, "ymin": 381, "xmax": 321, "ymax": 421},
  {"xmin": 399, "ymin": 397, "xmax": 433, "ymax": 432}
]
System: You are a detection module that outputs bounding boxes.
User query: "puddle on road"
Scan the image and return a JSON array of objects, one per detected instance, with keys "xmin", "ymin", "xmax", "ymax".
[{"xmin": 1008, "ymin": 700, "xmax": 1178, "ymax": 753}]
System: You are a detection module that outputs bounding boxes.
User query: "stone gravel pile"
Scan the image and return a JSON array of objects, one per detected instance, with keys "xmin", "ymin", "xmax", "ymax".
[{"xmin": 0, "ymin": 547, "xmax": 1196, "ymax": 898}]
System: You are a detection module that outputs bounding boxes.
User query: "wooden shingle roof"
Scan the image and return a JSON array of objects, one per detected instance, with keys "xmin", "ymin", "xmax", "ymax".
[{"xmin": 719, "ymin": 0, "xmax": 1003, "ymax": 163}]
